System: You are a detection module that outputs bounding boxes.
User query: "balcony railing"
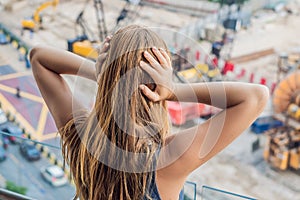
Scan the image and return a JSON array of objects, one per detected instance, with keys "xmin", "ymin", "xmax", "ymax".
[
  {"xmin": 201, "ymin": 185, "xmax": 257, "ymax": 200},
  {"xmin": 0, "ymin": 188, "xmax": 36, "ymax": 200},
  {"xmin": 0, "ymin": 130, "xmax": 257, "ymax": 200},
  {"xmin": 0, "ymin": 182, "xmax": 257, "ymax": 200}
]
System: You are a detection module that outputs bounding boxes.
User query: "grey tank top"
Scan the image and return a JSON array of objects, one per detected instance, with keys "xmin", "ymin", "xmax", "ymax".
[
  {"xmin": 145, "ymin": 145, "xmax": 184, "ymax": 200},
  {"xmin": 147, "ymin": 171, "xmax": 184, "ymax": 200}
]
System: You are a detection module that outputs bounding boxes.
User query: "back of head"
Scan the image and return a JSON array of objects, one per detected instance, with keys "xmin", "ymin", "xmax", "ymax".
[{"xmin": 60, "ymin": 25, "xmax": 170, "ymax": 200}]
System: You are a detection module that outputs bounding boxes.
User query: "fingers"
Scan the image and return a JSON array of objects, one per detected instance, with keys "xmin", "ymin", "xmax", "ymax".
[
  {"xmin": 96, "ymin": 37, "xmax": 111, "ymax": 74},
  {"xmin": 98, "ymin": 42, "xmax": 110, "ymax": 54},
  {"xmin": 152, "ymin": 47, "xmax": 168, "ymax": 67},
  {"xmin": 159, "ymin": 48, "xmax": 171, "ymax": 67},
  {"xmin": 144, "ymin": 48, "xmax": 171, "ymax": 71},
  {"xmin": 97, "ymin": 35, "xmax": 112, "ymax": 54},
  {"xmin": 140, "ymin": 60, "xmax": 158, "ymax": 79},
  {"xmin": 105, "ymin": 35, "xmax": 113, "ymax": 42},
  {"xmin": 139, "ymin": 84, "xmax": 160, "ymax": 102},
  {"xmin": 144, "ymin": 51, "xmax": 162, "ymax": 71},
  {"xmin": 97, "ymin": 52, "xmax": 108, "ymax": 67}
]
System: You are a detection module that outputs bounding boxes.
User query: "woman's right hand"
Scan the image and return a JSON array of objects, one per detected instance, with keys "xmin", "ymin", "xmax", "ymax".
[
  {"xmin": 139, "ymin": 47, "xmax": 175, "ymax": 102},
  {"xmin": 96, "ymin": 35, "xmax": 112, "ymax": 81}
]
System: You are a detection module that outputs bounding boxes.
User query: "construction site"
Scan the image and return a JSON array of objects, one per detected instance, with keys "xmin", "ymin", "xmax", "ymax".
[{"xmin": 0, "ymin": 0, "xmax": 300, "ymax": 199}]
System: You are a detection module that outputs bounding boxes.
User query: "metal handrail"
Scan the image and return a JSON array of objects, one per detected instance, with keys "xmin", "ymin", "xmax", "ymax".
[
  {"xmin": 0, "ymin": 188, "xmax": 36, "ymax": 200},
  {"xmin": 0, "ymin": 130, "xmax": 61, "ymax": 149},
  {"xmin": 202, "ymin": 185, "xmax": 257, "ymax": 200},
  {"xmin": 185, "ymin": 181, "xmax": 197, "ymax": 200}
]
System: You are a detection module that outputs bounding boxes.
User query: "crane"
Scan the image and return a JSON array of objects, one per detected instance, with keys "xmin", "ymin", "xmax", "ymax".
[
  {"xmin": 113, "ymin": 0, "xmax": 143, "ymax": 32},
  {"xmin": 21, "ymin": 0, "xmax": 59, "ymax": 31}
]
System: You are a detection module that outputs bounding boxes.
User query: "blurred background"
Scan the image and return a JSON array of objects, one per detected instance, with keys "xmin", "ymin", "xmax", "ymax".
[{"xmin": 0, "ymin": 0, "xmax": 300, "ymax": 199}]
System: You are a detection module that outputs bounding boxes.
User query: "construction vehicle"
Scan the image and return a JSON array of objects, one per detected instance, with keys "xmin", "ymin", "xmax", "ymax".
[
  {"xmin": 176, "ymin": 63, "xmax": 221, "ymax": 83},
  {"xmin": 21, "ymin": 0, "xmax": 59, "ymax": 31},
  {"xmin": 264, "ymin": 70, "xmax": 300, "ymax": 170},
  {"xmin": 68, "ymin": 0, "xmax": 143, "ymax": 60},
  {"xmin": 67, "ymin": 0, "xmax": 107, "ymax": 60}
]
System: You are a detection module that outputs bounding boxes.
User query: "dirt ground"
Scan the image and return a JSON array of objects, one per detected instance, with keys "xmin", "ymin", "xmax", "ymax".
[{"xmin": 1, "ymin": 0, "xmax": 300, "ymax": 199}]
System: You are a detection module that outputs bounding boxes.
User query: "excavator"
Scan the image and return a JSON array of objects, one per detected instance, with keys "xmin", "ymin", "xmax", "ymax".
[
  {"xmin": 67, "ymin": 0, "xmax": 143, "ymax": 60},
  {"xmin": 67, "ymin": 0, "xmax": 107, "ymax": 60},
  {"xmin": 21, "ymin": 0, "xmax": 59, "ymax": 31},
  {"xmin": 264, "ymin": 70, "xmax": 300, "ymax": 170}
]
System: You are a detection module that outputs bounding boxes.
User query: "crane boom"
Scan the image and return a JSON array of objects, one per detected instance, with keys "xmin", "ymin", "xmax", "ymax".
[
  {"xmin": 21, "ymin": 0, "xmax": 59, "ymax": 31},
  {"xmin": 94, "ymin": 0, "xmax": 107, "ymax": 41},
  {"xmin": 33, "ymin": 0, "xmax": 59, "ymax": 24}
]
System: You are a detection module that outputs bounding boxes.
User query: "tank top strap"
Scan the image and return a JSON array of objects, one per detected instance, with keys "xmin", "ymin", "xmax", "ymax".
[{"xmin": 145, "ymin": 143, "xmax": 184, "ymax": 200}]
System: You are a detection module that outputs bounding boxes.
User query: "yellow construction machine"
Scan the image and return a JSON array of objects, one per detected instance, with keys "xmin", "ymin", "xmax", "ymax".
[
  {"xmin": 21, "ymin": 0, "xmax": 59, "ymax": 31},
  {"xmin": 67, "ymin": 0, "xmax": 107, "ymax": 60},
  {"xmin": 176, "ymin": 63, "xmax": 221, "ymax": 83},
  {"xmin": 68, "ymin": 0, "xmax": 143, "ymax": 60},
  {"xmin": 264, "ymin": 70, "xmax": 300, "ymax": 170}
]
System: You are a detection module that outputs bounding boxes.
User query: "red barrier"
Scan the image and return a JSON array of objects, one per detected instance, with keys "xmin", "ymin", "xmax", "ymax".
[
  {"xmin": 196, "ymin": 50, "xmax": 200, "ymax": 61},
  {"xmin": 222, "ymin": 61, "xmax": 234, "ymax": 75},
  {"xmin": 260, "ymin": 77, "xmax": 266, "ymax": 85},
  {"xmin": 271, "ymin": 82, "xmax": 277, "ymax": 94}
]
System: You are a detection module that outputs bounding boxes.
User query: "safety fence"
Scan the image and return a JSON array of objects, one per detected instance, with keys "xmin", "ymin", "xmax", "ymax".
[
  {"xmin": 0, "ymin": 121, "xmax": 257, "ymax": 200},
  {"xmin": 0, "ymin": 109, "xmax": 257, "ymax": 200},
  {"xmin": 0, "ymin": 188, "xmax": 36, "ymax": 200},
  {"xmin": 182, "ymin": 182, "xmax": 257, "ymax": 200},
  {"xmin": 0, "ymin": 150, "xmax": 257, "ymax": 200},
  {"xmin": 201, "ymin": 185, "xmax": 257, "ymax": 200}
]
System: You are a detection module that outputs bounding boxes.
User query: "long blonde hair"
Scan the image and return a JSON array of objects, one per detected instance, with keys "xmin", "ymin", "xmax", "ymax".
[{"xmin": 60, "ymin": 25, "xmax": 170, "ymax": 200}]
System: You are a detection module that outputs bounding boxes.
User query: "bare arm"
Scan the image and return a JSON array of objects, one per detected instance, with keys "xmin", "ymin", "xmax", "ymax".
[
  {"xmin": 161, "ymin": 82, "xmax": 268, "ymax": 170},
  {"xmin": 30, "ymin": 38, "xmax": 110, "ymax": 129},
  {"xmin": 139, "ymin": 48, "xmax": 269, "ymax": 192},
  {"xmin": 30, "ymin": 44, "xmax": 107, "ymax": 81},
  {"xmin": 170, "ymin": 82, "xmax": 253, "ymax": 108}
]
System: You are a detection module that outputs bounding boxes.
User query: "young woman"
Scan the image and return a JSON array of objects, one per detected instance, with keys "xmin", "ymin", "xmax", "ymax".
[{"xmin": 30, "ymin": 25, "xmax": 269, "ymax": 200}]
